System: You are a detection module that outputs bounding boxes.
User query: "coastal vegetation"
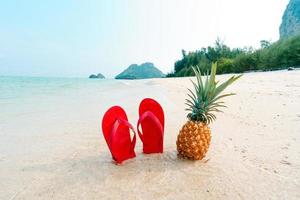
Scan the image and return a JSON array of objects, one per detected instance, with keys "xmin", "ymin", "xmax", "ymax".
[{"xmin": 167, "ymin": 34, "xmax": 300, "ymax": 77}]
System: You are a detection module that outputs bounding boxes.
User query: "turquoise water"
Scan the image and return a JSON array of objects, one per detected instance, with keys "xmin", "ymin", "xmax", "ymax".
[
  {"xmin": 0, "ymin": 76, "xmax": 122, "ymax": 122},
  {"xmin": 0, "ymin": 76, "xmax": 167, "ymax": 123},
  {"xmin": 0, "ymin": 75, "xmax": 168, "ymax": 158},
  {"xmin": 0, "ymin": 76, "xmax": 132, "ymax": 156},
  {"xmin": 0, "ymin": 76, "xmax": 118, "ymax": 101}
]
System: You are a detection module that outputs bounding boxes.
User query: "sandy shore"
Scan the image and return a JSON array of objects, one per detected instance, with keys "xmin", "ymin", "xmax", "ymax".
[{"xmin": 1, "ymin": 70, "xmax": 300, "ymax": 199}]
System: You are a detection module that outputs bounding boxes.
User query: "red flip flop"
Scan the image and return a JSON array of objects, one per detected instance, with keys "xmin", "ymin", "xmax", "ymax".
[
  {"xmin": 102, "ymin": 106, "xmax": 136, "ymax": 164},
  {"xmin": 137, "ymin": 98, "xmax": 165, "ymax": 154}
]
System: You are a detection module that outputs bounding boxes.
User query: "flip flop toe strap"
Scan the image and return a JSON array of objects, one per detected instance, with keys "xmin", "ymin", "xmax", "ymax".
[
  {"xmin": 137, "ymin": 111, "xmax": 163, "ymax": 143},
  {"xmin": 109, "ymin": 118, "xmax": 136, "ymax": 155}
]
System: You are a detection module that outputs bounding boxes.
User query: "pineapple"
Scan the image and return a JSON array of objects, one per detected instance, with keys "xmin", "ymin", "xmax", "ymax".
[{"xmin": 176, "ymin": 63, "xmax": 242, "ymax": 160}]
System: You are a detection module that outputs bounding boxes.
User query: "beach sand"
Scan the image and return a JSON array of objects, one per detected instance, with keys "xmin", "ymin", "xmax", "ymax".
[{"xmin": 1, "ymin": 70, "xmax": 300, "ymax": 199}]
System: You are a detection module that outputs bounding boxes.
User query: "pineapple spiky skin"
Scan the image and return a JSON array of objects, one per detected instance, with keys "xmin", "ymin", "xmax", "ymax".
[{"xmin": 177, "ymin": 121, "xmax": 211, "ymax": 160}]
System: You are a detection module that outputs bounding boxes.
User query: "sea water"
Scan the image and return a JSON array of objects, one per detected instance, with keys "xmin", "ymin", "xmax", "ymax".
[
  {"xmin": 0, "ymin": 76, "xmax": 121, "ymax": 120},
  {"xmin": 0, "ymin": 76, "xmax": 167, "ymax": 157}
]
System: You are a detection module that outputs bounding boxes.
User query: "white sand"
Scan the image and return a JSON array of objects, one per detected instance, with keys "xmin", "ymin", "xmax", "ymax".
[{"xmin": 1, "ymin": 70, "xmax": 300, "ymax": 199}]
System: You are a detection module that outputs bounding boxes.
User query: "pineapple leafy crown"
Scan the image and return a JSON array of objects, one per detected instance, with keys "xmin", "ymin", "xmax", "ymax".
[{"xmin": 186, "ymin": 62, "xmax": 242, "ymax": 124}]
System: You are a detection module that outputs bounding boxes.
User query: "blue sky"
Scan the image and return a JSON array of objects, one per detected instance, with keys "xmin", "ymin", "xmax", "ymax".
[{"xmin": 0, "ymin": 0, "xmax": 289, "ymax": 77}]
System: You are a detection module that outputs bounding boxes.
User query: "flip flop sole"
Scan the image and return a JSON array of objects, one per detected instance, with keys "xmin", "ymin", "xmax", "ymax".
[
  {"xmin": 138, "ymin": 98, "xmax": 165, "ymax": 153},
  {"xmin": 102, "ymin": 106, "xmax": 136, "ymax": 163}
]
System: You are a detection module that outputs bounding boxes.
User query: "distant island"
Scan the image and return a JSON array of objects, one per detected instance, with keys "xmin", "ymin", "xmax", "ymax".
[
  {"xmin": 89, "ymin": 73, "xmax": 105, "ymax": 79},
  {"xmin": 115, "ymin": 62, "xmax": 165, "ymax": 79}
]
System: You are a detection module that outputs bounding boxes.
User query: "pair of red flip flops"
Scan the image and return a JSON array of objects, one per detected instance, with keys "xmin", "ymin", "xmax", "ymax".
[{"xmin": 102, "ymin": 98, "xmax": 164, "ymax": 164}]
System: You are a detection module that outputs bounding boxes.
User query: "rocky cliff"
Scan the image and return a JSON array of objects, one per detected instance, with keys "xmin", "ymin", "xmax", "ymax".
[{"xmin": 280, "ymin": 0, "xmax": 300, "ymax": 38}]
